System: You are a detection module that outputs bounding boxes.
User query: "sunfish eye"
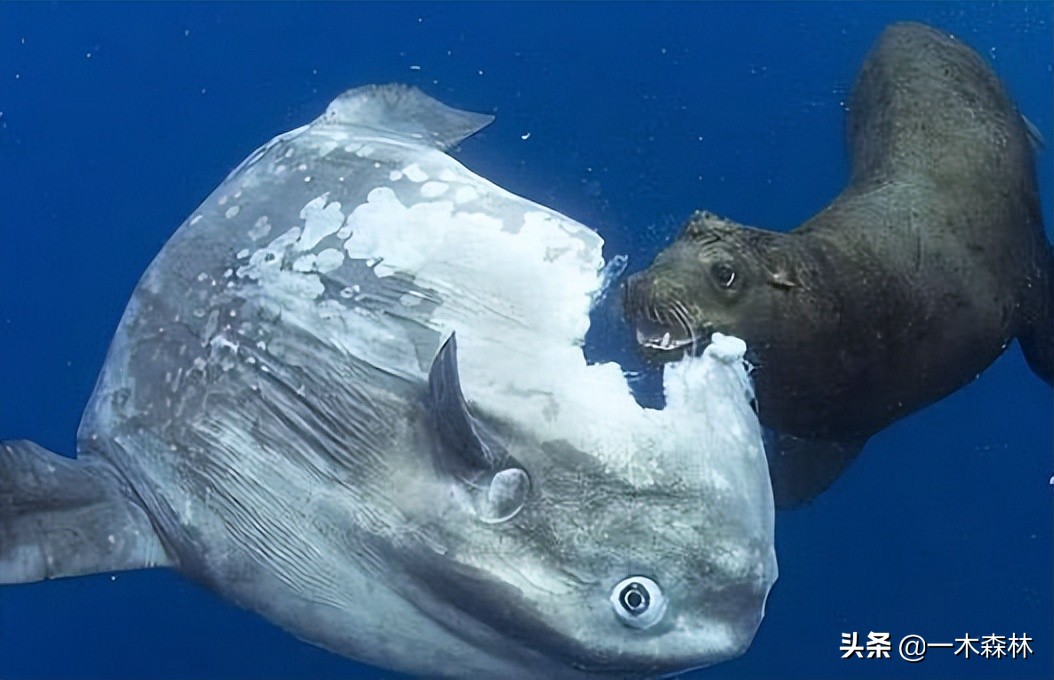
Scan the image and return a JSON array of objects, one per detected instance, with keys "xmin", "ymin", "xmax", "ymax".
[
  {"xmin": 610, "ymin": 576, "xmax": 667, "ymax": 629},
  {"xmin": 710, "ymin": 262, "xmax": 737, "ymax": 289}
]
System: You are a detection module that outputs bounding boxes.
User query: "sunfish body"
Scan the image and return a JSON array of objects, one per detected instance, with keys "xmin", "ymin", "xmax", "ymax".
[{"xmin": 0, "ymin": 86, "xmax": 776, "ymax": 678}]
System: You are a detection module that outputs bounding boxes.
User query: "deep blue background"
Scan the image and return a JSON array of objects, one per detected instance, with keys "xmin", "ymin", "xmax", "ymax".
[{"xmin": 1, "ymin": 2, "xmax": 1051, "ymax": 679}]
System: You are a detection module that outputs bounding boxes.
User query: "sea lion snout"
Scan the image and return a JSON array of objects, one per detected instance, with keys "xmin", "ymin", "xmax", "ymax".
[
  {"xmin": 624, "ymin": 223, "xmax": 761, "ymax": 356},
  {"xmin": 624, "ymin": 269, "xmax": 711, "ymax": 353}
]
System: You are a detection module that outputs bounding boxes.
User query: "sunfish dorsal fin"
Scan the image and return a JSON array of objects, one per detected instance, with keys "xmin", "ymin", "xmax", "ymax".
[{"xmin": 321, "ymin": 84, "xmax": 494, "ymax": 150}]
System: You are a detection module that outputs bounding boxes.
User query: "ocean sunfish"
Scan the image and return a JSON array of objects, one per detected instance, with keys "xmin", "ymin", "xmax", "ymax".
[{"xmin": 1, "ymin": 85, "xmax": 777, "ymax": 678}]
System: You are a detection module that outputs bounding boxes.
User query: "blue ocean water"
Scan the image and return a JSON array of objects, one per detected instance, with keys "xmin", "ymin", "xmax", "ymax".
[{"xmin": 0, "ymin": 2, "xmax": 1050, "ymax": 679}]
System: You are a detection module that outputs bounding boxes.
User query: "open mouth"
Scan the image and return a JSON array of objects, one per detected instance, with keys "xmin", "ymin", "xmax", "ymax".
[
  {"xmin": 632, "ymin": 316, "xmax": 698, "ymax": 352},
  {"xmin": 636, "ymin": 328, "xmax": 696, "ymax": 351},
  {"xmin": 622, "ymin": 276, "xmax": 709, "ymax": 355}
]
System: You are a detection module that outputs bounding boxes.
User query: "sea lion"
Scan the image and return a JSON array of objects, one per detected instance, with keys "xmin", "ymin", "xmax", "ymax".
[
  {"xmin": 0, "ymin": 85, "xmax": 777, "ymax": 678},
  {"xmin": 623, "ymin": 22, "xmax": 1053, "ymax": 507}
]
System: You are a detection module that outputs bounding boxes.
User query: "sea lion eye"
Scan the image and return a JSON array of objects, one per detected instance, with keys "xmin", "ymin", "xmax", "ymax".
[
  {"xmin": 610, "ymin": 576, "xmax": 667, "ymax": 629},
  {"xmin": 710, "ymin": 262, "xmax": 737, "ymax": 289}
]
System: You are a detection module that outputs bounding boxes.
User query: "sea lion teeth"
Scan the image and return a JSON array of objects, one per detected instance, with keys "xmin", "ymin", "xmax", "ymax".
[{"xmin": 638, "ymin": 329, "xmax": 694, "ymax": 352}]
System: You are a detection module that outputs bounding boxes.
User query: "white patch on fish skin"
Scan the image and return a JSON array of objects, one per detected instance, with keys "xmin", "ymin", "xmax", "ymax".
[
  {"xmin": 296, "ymin": 194, "xmax": 345, "ymax": 251},
  {"xmin": 340, "ymin": 186, "xmax": 599, "ymax": 362},
  {"xmin": 292, "ymin": 254, "xmax": 316, "ymax": 272},
  {"xmin": 225, "ymin": 205, "xmax": 241, "ymax": 219},
  {"xmin": 454, "ymin": 186, "xmax": 479, "ymax": 204},
  {"xmin": 420, "ymin": 181, "xmax": 448, "ymax": 198},
  {"xmin": 190, "ymin": 214, "xmax": 204, "ymax": 225},
  {"xmin": 238, "ymin": 226, "xmax": 302, "ymax": 281},
  {"xmin": 315, "ymin": 248, "xmax": 344, "ymax": 273},
  {"xmin": 248, "ymin": 216, "xmax": 271, "ymax": 240},
  {"xmin": 399, "ymin": 293, "xmax": 422, "ymax": 307},
  {"xmin": 389, "ymin": 170, "xmax": 404, "ymax": 181},
  {"xmin": 459, "ymin": 212, "xmax": 504, "ymax": 231},
  {"xmin": 402, "ymin": 163, "xmax": 428, "ymax": 182},
  {"xmin": 315, "ymin": 140, "xmax": 339, "ymax": 157},
  {"xmin": 522, "ymin": 211, "xmax": 557, "ymax": 234},
  {"xmin": 282, "ymin": 272, "xmax": 324, "ymax": 299}
]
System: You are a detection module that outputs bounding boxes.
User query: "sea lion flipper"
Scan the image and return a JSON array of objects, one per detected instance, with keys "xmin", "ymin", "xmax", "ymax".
[
  {"xmin": 0, "ymin": 440, "xmax": 171, "ymax": 584},
  {"xmin": 1018, "ymin": 246, "xmax": 1054, "ymax": 385},
  {"xmin": 764, "ymin": 431, "xmax": 865, "ymax": 509}
]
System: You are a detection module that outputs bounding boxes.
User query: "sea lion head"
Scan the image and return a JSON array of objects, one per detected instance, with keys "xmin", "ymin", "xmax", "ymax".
[{"xmin": 624, "ymin": 211, "xmax": 792, "ymax": 360}]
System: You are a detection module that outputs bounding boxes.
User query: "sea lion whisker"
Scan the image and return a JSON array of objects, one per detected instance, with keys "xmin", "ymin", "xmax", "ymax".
[
  {"xmin": 668, "ymin": 301, "xmax": 688, "ymax": 332},
  {"xmin": 669, "ymin": 302, "xmax": 699, "ymax": 353},
  {"xmin": 678, "ymin": 309, "xmax": 700, "ymax": 354},
  {"xmin": 647, "ymin": 304, "xmax": 668, "ymax": 325}
]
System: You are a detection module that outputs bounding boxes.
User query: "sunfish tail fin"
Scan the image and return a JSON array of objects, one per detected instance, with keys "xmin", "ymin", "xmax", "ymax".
[
  {"xmin": 0, "ymin": 440, "xmax": 171, "ymax": 584},
  {"xmin": 1019, "ymin": 244, "xmax": 1053, "ymax": 385}
]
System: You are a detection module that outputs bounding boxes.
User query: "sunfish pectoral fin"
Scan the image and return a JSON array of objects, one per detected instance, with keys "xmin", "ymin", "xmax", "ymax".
[
  {"xmin": 427, "ymin": 334, "xmax": 530, "ymax": 522},
  {"xmin": 323, "ymin": 84, "xmax": 494, "ymax": 151},
  {"xmin": 0, "ymin": 440, "xmax": 172, "ymax": 584},
  {"xmin": 428, "ymin": 333, "xmax": 504, "ymax": 473},
  {"xmin": 762, "ymin": 429, "xmax": 866, "ymax": 509}
]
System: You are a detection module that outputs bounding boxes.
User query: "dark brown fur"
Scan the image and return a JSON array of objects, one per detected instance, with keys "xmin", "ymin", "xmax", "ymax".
[{"xmin": 624, "ymin": 22, "xmax": 1052, "ymax": 506}]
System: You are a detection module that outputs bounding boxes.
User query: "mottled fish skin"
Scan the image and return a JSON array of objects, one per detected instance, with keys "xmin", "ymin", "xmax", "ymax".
[{"xmin": 2, "ymin": 85, "xmax": 776, "ymax": 678}]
